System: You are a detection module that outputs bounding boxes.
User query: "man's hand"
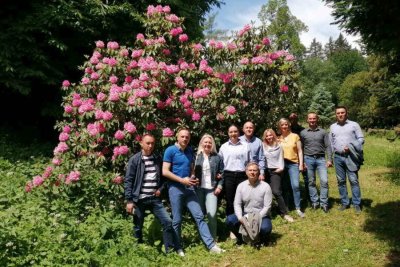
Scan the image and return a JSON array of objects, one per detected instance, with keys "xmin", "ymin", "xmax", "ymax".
[
  {"xmin": 239, "ymin": 218, "xmax": 246, "ymax": 225},
  {"xmin": 344, "ymin": 146, "xmax": 349, "ymax": 153},
  {"xmin": 326, "ymin": 160, "xmax": 333, "ymax": 168},
  {"xmin": 154, "ymin": 189, "xmax": 161, "ymax": 197},
  {"xmin": 214, "ymin": 188, "xmax": 222, "ymax": 196},
  {"xmin": 258, "ymin": 174, "xmax": 265, "ymax": 181},
  {"xmin": 181, "ymin": 177, "xmax": 198, "ymax": 186},
  {"xmin": 216, "ymin": 173, "xmax": 222, "ymax": 180},
  {"xmin": 126, "ymin": 202, "xmax": 136, "ymax": 214}
]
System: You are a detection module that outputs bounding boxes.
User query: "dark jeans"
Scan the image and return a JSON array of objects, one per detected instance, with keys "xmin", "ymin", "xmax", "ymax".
[
  {"xmin": 223, "ymin": 171, "xmax": 247, "ymax": 216},
  {"xmin": 133, "ymin": 196, "xmax": 180, "ymax": 252},
  {"xmin": 226, "ymin": 214, "xmax": 272, "ymax": 243},
  {"xmin": 266, "ymin": 168, "xmax": 289, "ymax": 215}
]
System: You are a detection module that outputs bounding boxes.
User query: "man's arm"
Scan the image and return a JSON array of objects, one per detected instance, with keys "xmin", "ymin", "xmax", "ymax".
[
  {"xmin": 162, "ymin": 161, "xmax": 196, "ymax": 186},
  {"xmin": 258, "ymin": 143, "xmax": 266, "ymax": 179},
  {"xmin": 124, "ymin": 156, "xmax": 137, "ymax": 214},
  {"xmin": 259, "ymin": 184, "xmax": 272, "ymax": 218},
  {"xmin": 234, "ymin": 184, "xmax": 244, "ymax": 222},
  {"xmin": 324, "ymin": 131, "xmax": 333, "ymax": 167}
]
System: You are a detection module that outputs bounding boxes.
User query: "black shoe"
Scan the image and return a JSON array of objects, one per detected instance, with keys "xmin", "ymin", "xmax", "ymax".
[
  {"xmin": 321, "ymin": 205, "xmax": 329, "ymax": 213},
  {"xmin": 311, "ymin": 203, "xmax": 320, "ymax": 210},
  {"xmin": 354, "ymin": 205, "xmax": 362, "ymax": 214},
  {"xmin": 337, "ymin": 204, "xmax": 349, "ymax": 211}
]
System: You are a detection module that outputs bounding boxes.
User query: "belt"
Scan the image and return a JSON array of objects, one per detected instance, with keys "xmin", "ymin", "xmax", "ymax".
[
  {"xmin": 334, "ymin": 151, "xmax": 347, "ymax": 156},
  {"xmin": 224, "ymin": 170, "xmax": 245, "ymax": 174},
  {"xmin": 305, "ymin": 154, "xmax": 325, "ymax": 158}
]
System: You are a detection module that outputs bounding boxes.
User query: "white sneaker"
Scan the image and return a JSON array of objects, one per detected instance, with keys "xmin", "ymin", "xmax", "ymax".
[
  {"xmin": 229, "ymin": 231, "xmax": 237, "ymax": 240},
  {"xmin": 210, "ymin": 244, "xmax": 225, "ymax": 254},
  {"xmin": 177, "ymin": 249, "xmax": 185, "ymax": 257},
  {"xmin": 296, "ymin": 209, "xmax": 305, "ymax": 218},
  {"xmin": 283, "ymin": 214, "xmax": 294, "ymax": 222}
]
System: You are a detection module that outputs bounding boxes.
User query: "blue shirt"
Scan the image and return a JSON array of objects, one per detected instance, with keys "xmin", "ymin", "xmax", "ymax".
[
  {"xmin": 163, "ymin": 144, "xmax": 194, "ymax": 186},
  {"xmin": 330, "ymin": 120, "xmax": 364, "ymax": 153},
  {"xmin": 219, "ymin": 140, "xmax": 251, "ymax": 172},
  {"xmin": 239, "ymin": 135, "xmax": 265, "ymax": 174}
]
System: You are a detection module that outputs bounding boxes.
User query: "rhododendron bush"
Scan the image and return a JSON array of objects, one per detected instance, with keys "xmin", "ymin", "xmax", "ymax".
[{"xmin": 28, "ymin": 5, "xmax": 299, "ymax": 198}]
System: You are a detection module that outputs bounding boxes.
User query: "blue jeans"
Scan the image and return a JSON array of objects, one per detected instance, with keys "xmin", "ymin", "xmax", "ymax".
[
  {"xmin": 168, "ymin": 185, "xmax": 215, "ymax": 249},
  {"xmin": 133, "ymin": 196, "xmax": 180, "ymax": 252},
  {"xmin": 196, "ymin": 187, "xmax": 218, "ymax": 239},
  {"xmin": 334, "ymin": 155, "xmax": 361, "ymax": 206},
  {"xmin": 226, "ymin": 214, "xmax": 272, "ymax": 242},
  {"xmin": 304, "ymin": 155, "xmax": 329, "ymax": 206},
  {"xmin": 284, "ymin": 161, "xmax": 301, "ymax": 209}
]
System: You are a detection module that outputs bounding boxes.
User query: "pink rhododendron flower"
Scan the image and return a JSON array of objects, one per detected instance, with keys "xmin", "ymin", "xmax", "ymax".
[
  {"xmin": 251, "ymin": 56, "xmax": 268, "ymax": 64},
  {"xmin": 96, "ymin": 40, "xmax": 105, "ymax": 48},
  {"xmin": 136, "ymin": 33, "xmax": 145, "ymax": 40},
  {"xmin": 192, "ymin": 112, "xmax": 201, "ymax": 121},
  {"xmin": 124, "ymin": 122, "xmax": 137, "ymax": 133},
  {"xmin": 215, "ymin": 41, "xmax": 224, "ymax": 49},
  {"xmin": 90, "ymin": 56, "xmax": 99, "ymax": 64},
  {"xmin": 146, "ymin": 123, "xmax": 156, "ymax": 131},
  {"xmin": 25, "ymin": 181, "xmax": 33, "ymax": 192},
  {"xmin": 108, "ymin": 93, "xmax": 120, "ymax": 102},
  {"xmin": 285, "ymin": 54, "xmax": 295, "ymax": 61},
  {"xmin": 226, "ymin": 105, "xmax": 237, "ymax": 115},
  {"xmin": 109, "ymin": 75, "xmax": 118, "ymax": 84},
  {"xmin": 81, "ymin": 77, "xmax": 90, "ymax": 85},
  {"xmin": 162, "ymin": 5, "xmax": 171, "ymax": 13},
  {"xmin": 114, "ymin": 130, "xmax": 125, "ymax": 140},
  {"xmin": 131, "ymin": 49, "xmax": 143, "ymax": 58},
  {"xmin": 178, "ymin": 34, "xmax": 189, "ymax": 42},
  {"xmin": 192, "ymin": 43, "xmax": 203, "ymax": 51},
  {"xmin": 90, "ymin": 72, "xmax": 100, "ymax": 80},
  {"xmin": 162, "ymin": 128, "xmax": 174, "ymax": 137},
  {"xmin": 112, "ymin": 176, "xmax": 124, "ymax": 185},
  {"xmin": 120, "ymin": 48, "xmax": 129, "ymax": 57},
  {"xmin": 63, "ymin": 125, "xmax": 71, "ymax": 133},
  {"xmin": 280, "ymin": 85, "xmax": 289, "ymax": 93},
  {"xmin": 87, "ymin": 123, "xmax": 99, "ymax": 136},
  {"xmin": 170, "ymin": 27, "xmax": 183, "ymax": 37},
  {"xmin": 209, "ymin": 39, "xmax": 216, "ymax": 47},
  {"xmin": 95, "ymin": 63, "xmax": 104, "ymax": 70},
  {"xmin": 262, "ymin": 37, "xmax": 271, "ymax": 46},
  {"xmin": 54, "ymin": 142, "xmax": 68, "ymax": 154},
  {"xmin": 66, "ymin": 170, "xmax": 81, "ymax": 184},
  {"xmin": 64, "ymin": 105, "xmax": 73, "ymax": 114},
  {"xmin": 166, "ymin": 14, "xmax": 179, "ymax": 23},
  {"xmin": 42, "ymin": 166, "xmax": 53, "ymax": 179},
  {"xmin": 270, "ymin": 52, "xmax": 279, "ymax": 60},
  {"xmin": 62, "ymin": 80, "xmax": 71, "ymax": 87},
  {"xmin": 32, "ymin": 175, "xmax": 44, "ymax": 187},
  {"xmin": 162, "ymin": 49, "xmax": 171, "ymax": 56},
  {"xmin": 102, "ymin": 111, "xmax": 113, "ymax": 121},
  {"xmin": 157, "ymin": 101, "xmax": 166, "ymax": 109},
  {"xmin": 239, "ymin": 58, "xmax": 249, "ymax": 65},
  {"xmin": 139, "ymin": 73, "xmax": 149, "ymax": 81},
  {"xmin": 85, "ymin": 67, "xmax": 94, "ymax": 74},
  {"xmin": 59, "ymin": 132, "xmax": 69, "ymax": 142},
  {"xmin": 227, "ymin": 42, "xmax": 237, "ymax": 50},
  {"xmin": 134, "ymin": 89, "xmax": 150, "ymax": 98},
  {"xmin": 175, "ymin": 77, "xmax": 186, "ymax": 88},
  {"xmin": 238, "ymin": 24, "xmax": 251, "ymax": 36},
  {"xmin": 97, "ymin": 92, "xmax": 107, "ymax": 102},
  {"xmin": 52, "ymin": 157, "xmax": 62, "ymax": 166},
  {"xmin": 108, "ymin": 57, "xmax": 118, "ymax": 67},
  {"xmin": 107, "ymin": 41, "xmax": 119, "ymax": 50},
  {"xmin": 95, "ymin": 110, "xmax": 104, "ymax": 120}
]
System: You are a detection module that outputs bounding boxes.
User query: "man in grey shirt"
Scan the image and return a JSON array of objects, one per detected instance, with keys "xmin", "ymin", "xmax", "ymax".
[
  {"xmin": 225, "ymin": 162, "xmax": 272, "ymax": 246},
  {"xmin": 300, "ymin": 112, "xmax": 332, "ymax": 213},
  {"xmin": 330, "ymin": 106, "xmax": 364, "ymax": 213}
]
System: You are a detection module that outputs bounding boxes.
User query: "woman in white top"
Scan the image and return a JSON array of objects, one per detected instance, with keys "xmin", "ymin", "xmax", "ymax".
[
  {"xmin": 262, "ymin": 129, "xmax": 294, "ymax": 222},
  {"xmin": 194, "ymin": 134, "xmax": 224, "ymax": 239}
]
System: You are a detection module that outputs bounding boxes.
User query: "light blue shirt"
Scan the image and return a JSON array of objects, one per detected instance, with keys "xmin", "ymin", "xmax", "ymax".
[
  {"xmin": 330, "ymin": 120, "xmax": 364, "ymax": 153},
  {"xmin": 239, "ymin": 135, "xmax": 265, "ymax": 175},
  {"xmin": 219, "ymin": 140, "xmax": 251, "ymax": 172}
]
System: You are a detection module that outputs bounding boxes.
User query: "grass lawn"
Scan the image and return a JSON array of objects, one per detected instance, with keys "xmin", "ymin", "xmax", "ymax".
[{"xmin": 1, "ymin": 133, "xmax": 399, "ymax": 266}]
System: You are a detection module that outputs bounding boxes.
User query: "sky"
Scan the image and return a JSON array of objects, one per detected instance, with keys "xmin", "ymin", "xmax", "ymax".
[{"xmin": 210, "ymin": 0, "xmax": 360, "ymax": 49}]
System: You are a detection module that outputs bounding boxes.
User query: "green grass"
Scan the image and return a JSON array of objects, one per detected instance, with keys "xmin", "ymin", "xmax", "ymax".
[{"xmin": 1, "ymin": 133, "xmax": 399, "ymax": 266}]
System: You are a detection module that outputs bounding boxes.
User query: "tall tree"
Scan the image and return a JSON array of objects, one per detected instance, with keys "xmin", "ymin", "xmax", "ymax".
[
  {"xmin": 308, "ymin": 83, "xmax": 335, "ymax": 127},
  {"xmin": 258, "ymin": 0, "xmax": 308, "ymax": 58},
  {"xmin": 333, "ymin": 33, "xmax": 352, "ymax": 52},
  {"xmin": 306, "ymin": 38, "xmax": 324, "ymax": 59},
  {"xmin": 324, "ymin": 36, "xmax": 335, "ymax": 58},
  {"xmin": 324, "ymin": 0, "xmax": 400, "ymax": 71}
]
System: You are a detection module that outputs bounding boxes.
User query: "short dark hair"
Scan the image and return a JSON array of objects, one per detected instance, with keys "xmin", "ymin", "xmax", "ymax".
[{"xmin": 335, "ymin": 106, "xmax": 348, "ymax": 112}]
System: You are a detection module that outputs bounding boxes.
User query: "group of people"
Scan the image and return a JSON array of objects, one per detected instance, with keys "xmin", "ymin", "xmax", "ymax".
[{"xmin": 124, "ymin": 106, "xmax": 365, "ymax": 256}]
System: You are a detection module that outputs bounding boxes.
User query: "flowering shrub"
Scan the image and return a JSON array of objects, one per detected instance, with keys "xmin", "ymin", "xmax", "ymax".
[{"xmin": 29, "ymin": 5, "xmax": 300, "ymax": 197}]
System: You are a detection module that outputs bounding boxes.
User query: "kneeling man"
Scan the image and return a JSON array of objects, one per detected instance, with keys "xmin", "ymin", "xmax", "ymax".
[{"xmin": 226, "ymin": 162, "xmax": 273, "ymax": 245}]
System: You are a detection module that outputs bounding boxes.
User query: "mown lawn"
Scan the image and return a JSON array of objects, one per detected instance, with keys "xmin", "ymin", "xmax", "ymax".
[{"xmin": 1, "ymin": 132, "xmax": 399, "ymax": 266}]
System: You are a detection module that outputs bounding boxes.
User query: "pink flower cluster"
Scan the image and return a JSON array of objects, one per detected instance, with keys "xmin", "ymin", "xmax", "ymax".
[
  {"xmin": 107, "ymin": 41, "xmax": 119, "ymax": 50},
  {"xmin": 87, "ymin": 122, "xmax": 106, "ymax": 136},
  {"xmin": 166, "ymin": 14, "xmax": 179, "ymax": 23},
  {"xmin": 134, "ymin": 88, "xmax": 150, "ymax": 98},
  {"xmin": 217, "ymin": 73, "xmax": 234, "ymax": 84},
  {"xmin": 113, "ymin": 146, "xmax": 129, "ymax": 157},
  {"xmin": 192, "ymin": 112, "xmax": 201, "ymax": 121},
  {"xmin": 162, "ymin": 127, "xmax": 174, "ymax": 137},
  {"xmin": 192, "ymin": 87, "xmax": 210, "ymax": 98},
  {"xmin": 199, "ymin": 60, "xmax": 213, "ymax": 74},
  {"xmin": 238, "ymin": 24, "xmax": 251, "ymax": 37},
  {"xmin": 65, "ymin": 170, "xmax": 81, "ymax": 184},
  {"xmin": 280, "ymin": 85, "xmax": 289, "ymax": 93},
  {"xmin": 124, "ymin": 122, "xmax": 137, "ymax": 134},
  {"xmin": 62, "ymin": 80, "xmax": 71, "ymax": 87},
  {"xmin": 175, "ymin": 77, "xmax": 186, "ymax": 88},
  {"xmin": 170, "ymin": 27, "xmax": 183, "ymax": 37},
  {"xmin": 114, "ymin": 130, "xmax": 125, "ymax": 140},
  {"xmin": 226, "ymin": 105, "xmax": 237, "ymax": 115},
  {"xmin": 54, "ymin": 142, "xmax": 68, "ymax": 155},
  {"xmin": 112, "ymin": 176, "xmax": 124, "ymax": 185},
  {"xmin": 146, "ymin": 123, "xmax": 156, "ymax": 131},
  {"xmin": 59, "ymin": 132, "xmax": 69, "ymax": 142},
  {"xmin": 147, "ymin": 5, "xmax": 170, "ymax": 16}
]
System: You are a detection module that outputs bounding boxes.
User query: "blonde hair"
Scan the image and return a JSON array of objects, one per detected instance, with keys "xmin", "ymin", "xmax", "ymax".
[
  {"xmin": 262, "ymin": 128, "xmax": 278, "ymax": 146},
  {"xmin": 277, "ymin": 118, "xmax": 291, "ymax": 134},
  {"xmin": 197, "ymin": 134, "xmax": 217, "ymax": 155}
]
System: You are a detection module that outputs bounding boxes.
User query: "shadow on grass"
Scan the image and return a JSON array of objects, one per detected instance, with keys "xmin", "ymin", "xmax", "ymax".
[
  {"xmin": 385, "ymin": 151, "xmax": 400, "ymax": 185},
  {"xmin": 364, "ymin": 201, "xmax": 400, "ymax": 267}
]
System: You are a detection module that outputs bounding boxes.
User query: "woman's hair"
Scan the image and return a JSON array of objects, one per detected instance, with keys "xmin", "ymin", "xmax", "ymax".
[
  {"xmin": 277, "ymin": 117, "xmax": 291, "ymax": 134},
  {"xmin": 262, "ymin": 128, "xmax": 278, "ymax": 146},
  {"xmin": 197, "ymin": 134, "xmax": 217, "ymax": 155}
]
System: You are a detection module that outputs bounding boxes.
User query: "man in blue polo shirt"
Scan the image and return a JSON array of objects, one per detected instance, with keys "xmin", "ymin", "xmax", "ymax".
[{"xmin": 162, "ymin": 128, "xmax": 224, "ymax": 254}]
